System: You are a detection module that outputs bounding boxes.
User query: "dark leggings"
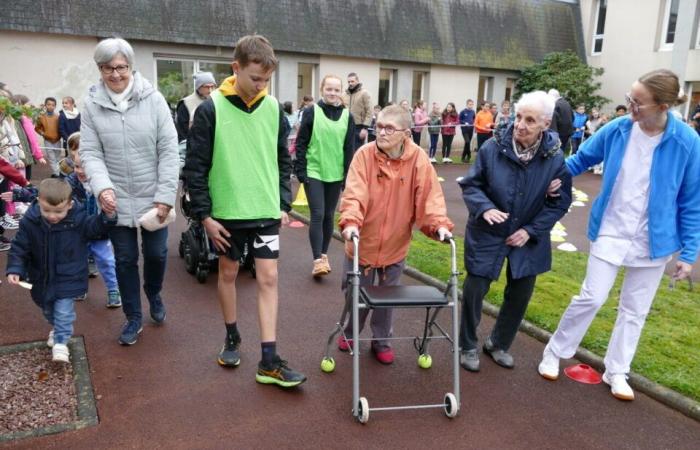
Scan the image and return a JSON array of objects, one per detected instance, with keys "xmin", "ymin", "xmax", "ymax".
[
  {"xmin": 476, "ymin": 132, "xmax": 491, "ymax": 151},
  {"xmin": 0, "ymin": 178, "xmax": 8, "ymax": 217},
  {"xmin": 412, "ymin": 130, "xmax": 422, "ymax": 145},
  {"xmin": 441, "ymin": 134, "xmax": 454, "ymax": 159},
  {"xmin": 461, "ymin": 128, "xmax": 474, "ymax": 162},
  {"xmin": 305, "ymin": 178, "xmax": 343, "ymax": 260}
]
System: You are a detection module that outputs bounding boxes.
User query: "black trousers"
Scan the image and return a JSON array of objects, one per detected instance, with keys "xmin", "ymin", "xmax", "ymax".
[
  {"xmin": 460, "ymin": 128, "xmax": 474, "ymax": 162},
  {"xmin": 460, "ymin": 263, "xmax": 537, "ymax": 352},
  {"xmin": 441, "ymin": 134, "xmax": 454, "ymax": 158},
  {"xmin": 412, "ymin": 130, "xmax": 422, "ymax": 146},
  {"xmin": 353, "ymin": 129, "xmax": 365, "ymax": 151},
  {"xmin": 305, "ymin": 178, "xmax": 343, "ymax": 260},
  {"xmin": 476, "ymin": 132, "xmax": 491, "ymax": 151}
]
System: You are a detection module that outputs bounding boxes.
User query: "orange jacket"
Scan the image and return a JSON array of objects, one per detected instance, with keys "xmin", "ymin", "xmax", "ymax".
[
  {"xmin": 474, "ymin": 110, "xmax": 493, "ymax": 134},
  {"xmin": 35, "ymin": 114, "xmax": 60, "ymax": 143},
  {"xmin": 338, "ymin": 138, "xmax": 454, "ymax": 267}
]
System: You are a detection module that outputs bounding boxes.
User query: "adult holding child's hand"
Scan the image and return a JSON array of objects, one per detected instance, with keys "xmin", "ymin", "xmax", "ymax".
[{"xmin": 79, "ymin": 38, "xmax": 179, "ymax": 346}]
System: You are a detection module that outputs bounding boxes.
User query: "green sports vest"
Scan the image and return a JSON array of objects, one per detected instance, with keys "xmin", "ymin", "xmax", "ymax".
[
  {"xmin": 306, "ymin": 104, "xmax": 348, "ymax": 182},
  {"xmin": 209, "ymin": 90, "xmax": 280, "ymax": 220}
]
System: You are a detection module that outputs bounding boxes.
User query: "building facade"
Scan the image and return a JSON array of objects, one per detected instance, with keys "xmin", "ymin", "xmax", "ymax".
[
  {"xmin": 1, "ymin": 0, "xmax": 584, "ymax": 140},
  {"xmin": 580, "ymin": 0, "xmax": 700, "ymax": 115}
]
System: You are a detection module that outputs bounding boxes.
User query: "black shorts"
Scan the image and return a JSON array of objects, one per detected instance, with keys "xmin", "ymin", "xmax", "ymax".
[{"xmin": 217, "ymin": 223, "xmax": 280, "ymax": 261}]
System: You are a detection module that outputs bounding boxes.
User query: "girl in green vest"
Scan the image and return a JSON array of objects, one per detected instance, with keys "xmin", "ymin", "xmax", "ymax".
[{"xmin": 295, "ymin": 75, "xmax": 355, "ymax": 277}]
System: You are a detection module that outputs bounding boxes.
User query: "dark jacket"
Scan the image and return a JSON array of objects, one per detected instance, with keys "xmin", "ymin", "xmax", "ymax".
[
  {"xmin": 58, "ymin": 110, "xmax": 81, "ymax": 149},
  {"xmin": 550, "ymin": 97, "xmax": 574, "ymax": 143},
  {"xmin": 6, "ymin": 202, "xmax": 117, "ymax": 307},
  {"xmin": 458, "ymin": 125, "xmax": 572, "ymax": 280},
  {"xmin": 294, "ymin": 100, "xmax": 355, "ymax": 183},
  {"xmin": 182, "ymin": 93, "xmax": 292, "ymax": 227},
  {"xmin": 175, "ymin": 100, "xmax": 190, "ymax": 142}
]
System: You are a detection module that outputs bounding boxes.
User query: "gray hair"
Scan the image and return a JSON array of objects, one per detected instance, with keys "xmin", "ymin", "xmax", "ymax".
[
  {"xmin": 515, "ymin": 91, "xmax": 556, "ymax": 120},
  {"xmin": 547, "ymin": 88, "xmax": 561, "ymax": 99},
  {"xmin": 93, "ymin": 38, "xmax": 135, "ymax": 66}
]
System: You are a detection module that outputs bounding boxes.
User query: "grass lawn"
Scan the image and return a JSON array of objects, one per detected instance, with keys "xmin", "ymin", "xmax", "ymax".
[{"xmin": 292, "ymin": 204, "xmax": 700, "ymax": 402}]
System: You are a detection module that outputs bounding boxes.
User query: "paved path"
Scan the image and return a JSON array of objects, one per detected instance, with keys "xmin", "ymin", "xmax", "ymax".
[{"xmin": 1, "ymin": 210, "xmax": 698, "ymax": 448}]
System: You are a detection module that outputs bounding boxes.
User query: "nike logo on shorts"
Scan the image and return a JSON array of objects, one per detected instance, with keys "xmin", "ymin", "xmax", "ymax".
[{"xmin": 253, "ymin": 235, "xmax": 279, "ymax": 252}]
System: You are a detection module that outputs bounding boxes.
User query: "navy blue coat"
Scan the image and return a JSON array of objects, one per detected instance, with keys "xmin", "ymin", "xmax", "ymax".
[
  {"xmin": 58, "ymin": 110, "xmax": 81, "ymax": 149},
  {"xmin": 459, "ymin": 125, "xmax": 572, "ymax": 280},
  {"xmin": 5, "ymin": 201, "xmax": 116, "ymax": 307}
]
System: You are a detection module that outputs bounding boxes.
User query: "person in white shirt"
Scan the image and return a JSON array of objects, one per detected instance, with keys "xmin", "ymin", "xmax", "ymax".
[{"xmin": 538, "ymin": 69, "xmax": 700, "ymax": 401}]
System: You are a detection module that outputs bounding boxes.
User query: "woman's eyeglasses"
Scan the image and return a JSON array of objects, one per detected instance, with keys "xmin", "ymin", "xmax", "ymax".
[{"xmin": 99, "ymin": 64, "xmax": 130, "ymax": 75}]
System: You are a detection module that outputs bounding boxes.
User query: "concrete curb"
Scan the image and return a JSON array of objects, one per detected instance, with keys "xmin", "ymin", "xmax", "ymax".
[
  {"xmin": 0, "ymin": 336, "xmax": 99, "ymax": 443},
  {"xmin": 289, "ymin": 210, "xmax": 700, "ymax": 422}
]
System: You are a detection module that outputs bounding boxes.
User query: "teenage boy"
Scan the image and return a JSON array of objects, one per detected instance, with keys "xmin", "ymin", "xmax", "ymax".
[
  {"xmin": 184, "ymin": 35, "xmax": 306, "ymax": 388},
  {"xmin": 35, "ymin": 97, "xmax": 62, "ymax": 177}
]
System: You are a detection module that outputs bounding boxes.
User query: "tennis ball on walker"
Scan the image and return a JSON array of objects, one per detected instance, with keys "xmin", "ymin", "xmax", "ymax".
[
  {"xmin": 321, "ymin": 357, "xmax": 336, "ymax": 373},
  {"xmin": 417, "ymin": 354, "xmax": 432, "ymax": 369}
]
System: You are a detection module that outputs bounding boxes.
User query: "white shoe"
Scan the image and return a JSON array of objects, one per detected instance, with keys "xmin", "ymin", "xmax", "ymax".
[
  {"xmin": 52, "ymin": 343, "xmax": 70, "ymax": 363},
  {"xmin": 602, "ymin": 371, "xmax": 634, "ymax": 401},
  {"xmin": 538, "ymin": 345, "xmax": 560, "ymax": 380},
  {"xmin": 429, "ymin": 157, "xmax": 437, "ymax": 163},
  {"xmin": 0, "ymin": 215, "xmax": 18, "ymax": 230},
  {"xmin": 443, "ymin": 157, "xmax": 452, "ymax": 163},
  {"xmin": 47, "ymin": 330, "xmax": 55, "ymax": 348}
]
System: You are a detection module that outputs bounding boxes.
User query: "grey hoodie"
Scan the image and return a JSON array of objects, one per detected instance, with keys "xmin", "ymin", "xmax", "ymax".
[{"xmin": 79, "ymin": 71, "xmax": 179, "ymax": 227}]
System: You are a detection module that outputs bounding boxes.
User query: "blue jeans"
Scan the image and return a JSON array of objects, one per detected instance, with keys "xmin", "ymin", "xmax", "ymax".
[
  {"xmin": 88, "ymin": 239, "xmax": 118, "ymax": 291},
  {"xmin": 109, "ymin": 226, "xmax": 168, "ymax": 322},
  {"xmin": 429, "ymin": 134, "xmax": 439, "ymax": 158},
  {"xmin": 42, "ymin": 298, "xmax": 76, "ymax": 345}
]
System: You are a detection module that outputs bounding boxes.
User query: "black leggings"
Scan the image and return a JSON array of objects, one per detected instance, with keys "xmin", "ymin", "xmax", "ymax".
[
  {"xmin": 461, "ymin": 128, "xmax": 474, "ymax": 162},
  {"xmin": 305, "ymin": 178, "xmax": 343, "ymax": 259},
  {"xmin": 441, "ymin": 134, "xmax": 454, "ymax": 158},
  {"xmin": 476, "ymin": 132, "xmax": 491, "ymax": 151}
]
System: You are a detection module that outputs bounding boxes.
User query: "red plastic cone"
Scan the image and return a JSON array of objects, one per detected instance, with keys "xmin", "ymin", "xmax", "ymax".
[
  {"xmin": 564, "ymin": 364, "xmax": 602, "ymax": 384},
  {"xmin": 288, "ymin": 220, "xmax": 305, "ymax": 228}
]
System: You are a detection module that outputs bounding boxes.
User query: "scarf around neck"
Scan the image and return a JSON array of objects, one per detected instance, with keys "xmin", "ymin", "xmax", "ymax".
[
  {"xmin": 106, "ymin": 77, "xmax": 135, "ymax": 113},
  {"xmin": 63, "ymin": 108, "xmax": 80, "ymax": 119},
  {"xmin": 512, "ymin": 134, "xmax": 542, "ymax": 164}
]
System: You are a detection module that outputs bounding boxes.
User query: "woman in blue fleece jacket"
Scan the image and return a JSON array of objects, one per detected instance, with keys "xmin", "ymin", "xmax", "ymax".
[{"xmin": 538, "ymin": 69, "xmax": 700, "ymax": 401}]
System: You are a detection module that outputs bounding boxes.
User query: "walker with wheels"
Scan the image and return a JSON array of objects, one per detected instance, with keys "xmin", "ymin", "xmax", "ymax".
[{"xmin": 321, "ymin": 233, "xmax": 461, "ymax": 423}]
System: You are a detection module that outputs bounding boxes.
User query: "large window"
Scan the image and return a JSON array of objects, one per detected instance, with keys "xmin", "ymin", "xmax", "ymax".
[
  {"xmin": 378, "ymin": 68, "xmax": 396, "ymax": 107},
  {"xmin": 155, "ymin": 57, "xmax": 235, "ymax": 109},
  {"xmin": 411, "ymin": 72, "xmax": 428, "ymax": 107},
  {"xmin": 660, "ymin": 0, "xmax": 680, "ymax": 51},
  {"xmin": 477, "ymin": 76, "xmax": 493, "ymax": 103},
  {"xmin": 505, "ymin": 78, "xmax": 516, "ymax": 102},
  {"xmin": 591, "ymin": 0, "xmax": 607, "ymax": 55}
]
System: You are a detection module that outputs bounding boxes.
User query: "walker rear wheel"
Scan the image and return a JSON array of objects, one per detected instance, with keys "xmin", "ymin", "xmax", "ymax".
[
  {"xmin": 357, "ymin": 397, "xmax": 369, "ymax": 424},
  {"xmin": 444, "ymin": 393, "xmax": 458, "ymax": 418}
]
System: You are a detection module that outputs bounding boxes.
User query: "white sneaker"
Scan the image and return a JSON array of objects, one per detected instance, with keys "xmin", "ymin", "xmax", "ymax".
[
  {"xmin": 47, "ymin": 330, "xmax": 55, "ymax": 348},
  {"xmin": 429, "ymin": 157, "xmax": 437, "ymax": 163},
  {"xmin": 0, "ymin": 215, "xmax": 18, "ymax": 230},
  {"xmin": 602, "ymin": 371, "xmax": 634, "ymax": 401},
  {"xmin": 443, "ymin": 157, "xmax": 452, "ymax": 163},
  {"xmin": 52, "ymin": 343, "xmax": 70, "ymax": 363},
  {"xmin": 538, "ymin": 345, "xmax": 560, "ymax": 380}
]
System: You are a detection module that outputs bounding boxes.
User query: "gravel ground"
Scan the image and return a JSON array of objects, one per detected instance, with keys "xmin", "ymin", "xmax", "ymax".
[{"xmin": 0, "ymin": 347, "xmax": 77, "ymax": 434}]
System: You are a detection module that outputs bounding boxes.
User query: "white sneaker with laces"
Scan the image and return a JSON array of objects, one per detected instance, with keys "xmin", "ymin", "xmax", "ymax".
[
  {"xmin": 429, "ymin": 157, "xmax": 437, "ymax": 163},
  {"xmin": 1, "ymin": 215, "xmax": 18, "ymax": 230},
  {"xmin": 443, "ymin": 157, "xmax": 452, "ymax": 163},
  {"xmin": 602, "ymin": 371, "xmax": 634, "ymax": 401},
  {"xmin": 52, "ymin": 343, "xmax": 70, "ymax": 363},
  {"xmin": 47, "ymin": 330, "xmax": 55, "ymax": 348},
  {"xmin": 538, "ymin": 345, "xmax": 560, "ymax": 380}
]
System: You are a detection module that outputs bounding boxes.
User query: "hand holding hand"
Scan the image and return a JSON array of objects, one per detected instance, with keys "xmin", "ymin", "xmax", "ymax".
[
  {"xmin": 202, "ymin": 217, "xmax": 231, "ymax": 253},
  {"xmin": 547, "ymin": 178, "xmax": 562, "ymax": 197},
  {"xmin": 482, "ymin": 209, "xmax": 509, "ymax": 225},
  {"xmin": 99, "ymin": 189, "xmax": 117, "ymax": 215},
  {"xmin": 342, "ymin": 226, "xmax": 359, "ymax": 241},
  {"xmin": 505, "ymin": 228, "xmax": 530, "ymax": 247}
]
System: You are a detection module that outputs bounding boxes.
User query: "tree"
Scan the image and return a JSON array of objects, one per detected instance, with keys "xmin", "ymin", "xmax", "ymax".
[
  {"xmin": 157, "ymin": 71, "xmax": 189, "ymax": 111},
  {"xmin": 514, "ymin": 50, "xmax": 610, "ymax": 110}
]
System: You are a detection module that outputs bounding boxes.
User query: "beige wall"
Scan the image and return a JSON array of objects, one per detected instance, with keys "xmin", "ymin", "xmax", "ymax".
[
  {"xmin": 428, "ymin": 65, "xmax": 480, "ymax": 111},
  {"xmin": 580, "ymin": 0, "xmax": 700, "ymax": 112},
  {"xmin": 0, "ymin": 30, "xmax": 99, "ymax": 108},
  {"xmin": 319, "ymin": 55, "xmax": 380, "ymax": 106}
]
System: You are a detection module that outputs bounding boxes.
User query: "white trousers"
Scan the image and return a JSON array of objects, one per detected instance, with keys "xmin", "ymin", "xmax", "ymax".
[
  {"xmin": 548, "ymin": 254, "xmax": 665, "ymax": 375},
  {"xmin": 43, "ymin": 140, "xmax": 63, "ymax": 176}
]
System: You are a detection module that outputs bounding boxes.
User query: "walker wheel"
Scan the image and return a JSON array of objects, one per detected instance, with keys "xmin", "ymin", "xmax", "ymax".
[
  {"xmin": 195, "ymin": 268, "xmax": 208, "ymax": 284},
  {"xmin": 417, "ymin": 354, "xmax": 432, "ymax": 369},
  {"xmin": 320, "ymin": 357, "xmax": 336, "ymax": 373},
  {"xmin": 444, "ymin": 393, "xmax": 458, "ymax": 418},
  {"xmin": 357, "ymin": 397, "xmax": 369, "ymax": 424},
  {"xmin": 178, "ymin": 238, "xmax": 185, "ymax": 258}
]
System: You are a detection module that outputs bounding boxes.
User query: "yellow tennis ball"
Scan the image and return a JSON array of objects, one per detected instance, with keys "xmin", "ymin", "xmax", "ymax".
[
  {"xmin": 418, "ymin": 354, "xmax": 432, "ymax": 369},
  {"xmin": 321, "ymin": 357, "xmax": 336, "ymax": 373}
]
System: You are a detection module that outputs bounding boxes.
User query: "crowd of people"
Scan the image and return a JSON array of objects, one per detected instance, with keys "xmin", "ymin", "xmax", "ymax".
[{"xmin": 1, "ymin": 35, "xmax": 699, "ymax": 404}]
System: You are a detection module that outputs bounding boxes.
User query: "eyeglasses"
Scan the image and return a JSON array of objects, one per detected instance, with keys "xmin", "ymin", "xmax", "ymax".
[
  {"xmin": 625, "ymin": 93, "xmax": 654, "ymax": 111},
  {"xmin": 99, "ymin": 64, "xmax": 130, "ymax": 75},
  {"xmin": 375, "ymin": 125, "xmax": 407, "ymax": 135}
]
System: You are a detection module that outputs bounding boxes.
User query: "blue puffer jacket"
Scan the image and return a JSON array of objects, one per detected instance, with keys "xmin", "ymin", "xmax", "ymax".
[
  {"xmin": 5, "ymin": 201, "xmax": 117, "ymax": 307},
  {"xmin": 567, "ymin": 113, "xmax": 700, "ymax": 264},
  {"xmin": 459, "ymin": 125, "xmax": 573, "ymax": 280}
]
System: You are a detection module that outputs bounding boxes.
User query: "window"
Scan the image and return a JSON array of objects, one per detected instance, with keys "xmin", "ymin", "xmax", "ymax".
[
  {"xmin": 155, "ymin": 57, "xmax": 238, "ymax": 109},
  {"xmin": 660, "ymin": 0, "xmax": 680, "ymax": 51},
  {"xmin": 505, "ymin": 78, "xmax": 516, "ymax": 102},
  {"xmin": 591, "ymin": 0, "xmax": 607, "ymax": 55},
  {"xmin": 477, "ymin": 76, "xmax": 493, "ymax": 103},
  {"xmin": 411, "ymin": 72, "xmax": 428, "ymax": 107},
  {"xmin": 378, "ymin": 68, "xmax": 396, "ymax": 107},
  {"xmin": 297, "ymin": 63, "xmax": 317, "ymax": 107}
]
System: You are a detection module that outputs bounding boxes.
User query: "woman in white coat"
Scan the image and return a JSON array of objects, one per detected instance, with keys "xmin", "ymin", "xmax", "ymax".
[{"xmin": 80, "ymin": 38, "xmax": 179, "ymax": 346}]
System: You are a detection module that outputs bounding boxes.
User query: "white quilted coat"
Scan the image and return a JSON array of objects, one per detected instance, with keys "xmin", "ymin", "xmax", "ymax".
[{"xmin": 80, "ymin": 72, "xmax": 179, "ymax": 227}]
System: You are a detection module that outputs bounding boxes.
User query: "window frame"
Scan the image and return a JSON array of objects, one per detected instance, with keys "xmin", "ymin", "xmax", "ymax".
[
  {"xmin": 591, "ymin": 0, "xmax": 606, "ymax": 56},
  {"xmin": 659, "ymin": 0, "xmax": 679, "ymax": 52}
]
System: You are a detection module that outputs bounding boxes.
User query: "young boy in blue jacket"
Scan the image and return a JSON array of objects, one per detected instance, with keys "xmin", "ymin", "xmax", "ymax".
[
  {"xmin": 570, "ymin": 104, "xmax": 588, "ymax": 154},
  {"xmin": 6, "ymin": 178, "xmax": 117, "ymax": 362}
]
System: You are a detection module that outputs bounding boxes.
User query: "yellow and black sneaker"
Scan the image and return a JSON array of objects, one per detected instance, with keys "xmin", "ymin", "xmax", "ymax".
[
  {"xmin": 217, "ymin": 336, "xmax": 241, "ymax": 367},
  {"xmin": 255, "ymin": 356, "xmax": 307, "ymax": 388}
]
